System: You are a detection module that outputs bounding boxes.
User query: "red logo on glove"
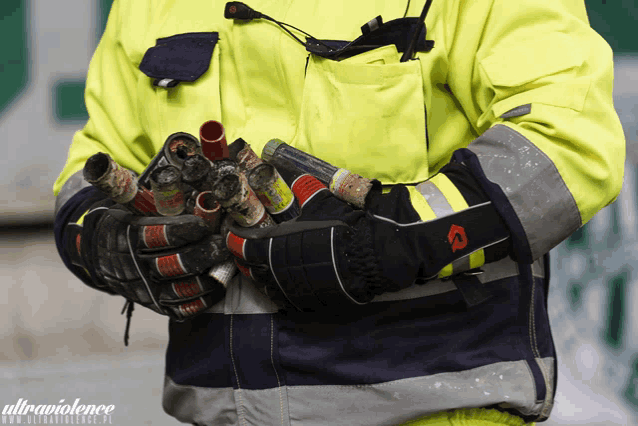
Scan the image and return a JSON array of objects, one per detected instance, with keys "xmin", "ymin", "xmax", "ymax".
[{"xmin": 448, "ymin": 224, "xmax": 468, "ymax": 252}]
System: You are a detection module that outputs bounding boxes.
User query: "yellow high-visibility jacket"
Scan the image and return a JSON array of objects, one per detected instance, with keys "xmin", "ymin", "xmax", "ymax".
[{"xmin": 53, "ymin": 0, "xmax": 624, "ymax": 424}]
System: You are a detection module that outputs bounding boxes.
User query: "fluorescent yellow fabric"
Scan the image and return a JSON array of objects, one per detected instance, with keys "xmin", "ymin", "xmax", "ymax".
[
  {"xmin": 54, "ymin": 0, "xmax": 624, "ymax": 232},
  {"xmin": 294, "ymin": 48, "xmax": 428, "ymax": 185},
  {"xmin": 464, "ymin": 3, "xmax": 624, "ymax": 223},
  {"xmin": 399, "ymin": 408, "xmax": 533, "ymax": 426}
]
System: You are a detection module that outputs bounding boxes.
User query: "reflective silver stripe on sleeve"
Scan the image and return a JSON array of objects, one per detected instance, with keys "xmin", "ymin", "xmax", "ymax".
[
  {"xmin": 162, "ymin": 357, "xmax": 553, "ymax": 425},
  {"xmin": 415, "ymin": 181, "xmax": 470, "ymax": 273},
  {"xmin": 54, "ymin": 170, "xmax": 93, "ymax": 216},
  {"xmin": 415, "ymin": 180, "xmax": 454, "ymax": 217},
  {"xmin": 469, "ymin": 125, "xmax": 581, "ymax": 260}
]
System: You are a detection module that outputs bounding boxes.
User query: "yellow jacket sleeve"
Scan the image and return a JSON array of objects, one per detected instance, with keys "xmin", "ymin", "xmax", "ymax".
[
  {"xmin": 445, "ymin": 0, "xmax": 625, "ymax": 262},
  {"xmin": 53, "ymin": 0, "xmax": 155, "ymax": 196}
]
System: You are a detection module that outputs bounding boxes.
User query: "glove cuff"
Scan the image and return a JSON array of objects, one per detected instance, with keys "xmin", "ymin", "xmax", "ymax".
[
  {"xmin": 54, "ymin": 186, "xmax": 117, "ymax": 294},
  {"xmin": 342, "ymin": 217, "xmax": 399, "ymax": 302},
  {"xmin": 364, "ymin": 165, "xmax": 511, "ymax": 289},
  {"xmin": 404, "ymin": 170, "xmax": 510, "ymax": 277}
]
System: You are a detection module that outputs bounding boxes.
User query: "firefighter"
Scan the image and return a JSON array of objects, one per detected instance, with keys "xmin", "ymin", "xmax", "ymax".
[{"xmin": 53, "ymin": 0, "xmax": 625, "ymax": 424}]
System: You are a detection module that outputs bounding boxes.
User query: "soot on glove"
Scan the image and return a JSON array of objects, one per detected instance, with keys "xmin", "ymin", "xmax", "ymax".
[{"xmin": 67, "ymin": 200, "xmax": 229, "ymax": 320}]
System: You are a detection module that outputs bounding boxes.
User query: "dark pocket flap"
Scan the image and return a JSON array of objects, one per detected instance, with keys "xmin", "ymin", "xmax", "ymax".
[{"xmin": 139, "ymin": 32, "xmax": 219, "ymax": 83}]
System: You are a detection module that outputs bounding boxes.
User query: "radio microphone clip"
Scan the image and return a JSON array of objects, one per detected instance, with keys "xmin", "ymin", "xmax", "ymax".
[{"xmin": 224, "ymin": 2, "xmax": 263, "ymax": 20}]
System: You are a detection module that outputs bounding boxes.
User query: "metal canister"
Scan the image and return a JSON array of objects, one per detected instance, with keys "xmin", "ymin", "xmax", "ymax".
[
  {"xmin": 84, "ymin": 152, "xmax": 160, "ymax": 215},
  {"xmin": 247, "ymin": 163, "xmax": 299, "ymax": 222},
  {"xmin": 262, "ymin": 139, "xmax": 338, "ymax": 185},
  {"xmin": 208, "ymin": 260, "xmax": 237, "ymax": 288},
  {"xmin": 150, "ymin": 165, "xmax": 185, "ymax": 216},
  {"xmin": 329, "ymin": 168, "xmax": 374, "ymax": 209},
  {"xmin": 208, "ymin": 159, "xmax": 238, "ymax": 187},
  {"xmin": 193, "ymin": 191, "xmax": 223, "ymax": 233},
  {"xmin": 262, "ymin": 140, "xmax": 375, "ymax": 209},
  {"xmin": 213, "ymin": 172, "xmax": 274, "ymax": 228},
  {"xmin": 84, "ymin": 152, "xmax": 138, "ymax": 205},
  {"xmin": 128, "ymin": 186, "xmax": 158, "ymax": 215},
  {"xmin": 138, "ymin": 132, "xmax": 201, "ymax": 188},
  {"xmin": 236, "ymin": 144, "xmax": 263, "ymax": 173},
  {"xmin": 164, "ymin": 132, "xmax": 202, "ymax": 168},
  {"xmin": 227, "ymin": 138, "xmax": 247, "ymax": 160},
  {"xmin": 199, "ymin": 120, "xmax": 229, "ymax": 162},
  {"xmin": 290, "ymin": 174, "xmax": 329, "ymax": 209},
  {"xmin": 182, "ymin": 154, "xmax": 213, "ymax": 192}
]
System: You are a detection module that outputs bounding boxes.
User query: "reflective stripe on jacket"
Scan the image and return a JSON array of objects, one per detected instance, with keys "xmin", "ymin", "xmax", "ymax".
[{"xmin": 53, "ymin": 0, "xmax": 625, "ymax": 424}]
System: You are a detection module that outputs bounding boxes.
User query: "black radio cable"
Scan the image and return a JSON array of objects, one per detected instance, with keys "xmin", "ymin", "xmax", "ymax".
[
  {"xmin": 403, "ymin": 0, "xmax": 411, "ymax": 18},
  {"xmin": 224, "ymin": 2, "xmax": 334, "ymax": 51},
  {"xmin": 400, "ymin": 0, "xmax": 433, "ymax": 62}
]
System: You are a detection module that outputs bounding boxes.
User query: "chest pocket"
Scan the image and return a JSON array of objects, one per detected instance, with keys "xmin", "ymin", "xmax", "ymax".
[
  {"xmin": 292, "ymin": 44, "xmax": 429, "ymax": 185},
  {"xmin": 137, "ymin": 32, "xmax": 222, "ymax": 147}
]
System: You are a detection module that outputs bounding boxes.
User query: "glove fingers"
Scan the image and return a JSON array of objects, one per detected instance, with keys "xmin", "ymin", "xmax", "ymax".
[
  {"xmin": 161, "ymin": 295, "xmax": 210, "ymax": 320},
  {"xmin": 227, "ymin": 231, "xmax": 269, "ymax": 264},
  {"xmin": 227, "ymin": 231, "xmax": 302, "ymax": 308},
  {"xmin": 228, "ymin": 227, "xmax": 348, "ymax": 311},
  {"xmin": 223, "ymin": 176, "xmax": 368, "ymax": 312},
  {"xmin": 140, "ymin": 234, "xmax": 231, "ymax": 279},
  {"xmin": 268, "ymin": 230, "xmax": 335, "ymax": 311},
  {"xmin": 159, "ymin": 274, "xmax": 226, "ymax": 320},
  {"xmin": 233, "ymin": 258, "xmax": 271, "ymax": 284},
  {"xmin": 135, "ymin": 215, "xmax": 210, "ymax": 250}
]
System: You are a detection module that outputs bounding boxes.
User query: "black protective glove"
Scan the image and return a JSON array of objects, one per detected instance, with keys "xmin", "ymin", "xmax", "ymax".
[
  {"xmin": 226, "ymin": 174, "xmax": 510, "ymax": 312},
  {"xmin": 66, "ymin": 200, "xmax": 229, "ymax": 320}
]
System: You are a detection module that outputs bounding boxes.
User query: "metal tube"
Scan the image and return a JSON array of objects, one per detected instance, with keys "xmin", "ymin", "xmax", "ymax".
[
  {"xmin": 236, "ymin": 144, "xmax": 263, "ymax": 173},
  {"xmin": 290, "ymin": 174, "xmax": 329, "ymax": 209},
  {"xmin": 263, "ymin": 142, "xmax": 374, "ymax": 209},
  {"xmin": 192, "ymin": 189, "xmax": 236, "ymax": 288},
  {"xmin": 164, "ymin": 132, "xmax": 203, "ymax": 168},
  {"xmin": 199, "ymin": 120, "xmax": 229, "ymax": 162},
  {"xmin": 84, "ymin": 152, "xmax": 159, "ymax": 215},
  {"xmin": 262, "ymin": 139, "xmax": 337, "ymax": 185},
  {"xmin": 208, "ymin": 159, "xmax": 238, "ymax": 187},
  {"xmin": 213, "ymin": 172, "xmax": 274, "ymax": 228},
  {"xmin": 138, "ymin": 132, "xmax": 202, "ymax": 188},
  {"xmin": 84, "ymin": 152, "xmax": 138, "ymax": 204},
  {"xmin": 182, "ymin": 154, "xmax": 214, "ymax": 192},
  {"xmin": 247, "ymin": 163, "xmax": 299, "ymax": 222},
  {"xmin": 128, "ymin": 187, "xmax": 158, "ymax": 215},
  {"xmin": 228, "ymin": 138, "xmax": 247, "ymax": 161},
  {"xmin": 150, "ymin": 165, "xmax": 186, "ymax": 216},
  {"xmin": 193, "ymin": 191, "xmax": 223, "ymax": 233},
  {"xmin": 328, "ymin": 168, "xmax": 374, "ymax": 209},
  {"xmin": 208, "ymin": 261, "xmax": 237, "ymax": 288}
]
